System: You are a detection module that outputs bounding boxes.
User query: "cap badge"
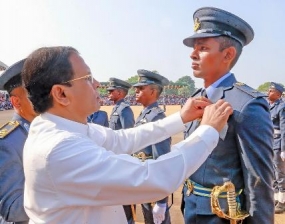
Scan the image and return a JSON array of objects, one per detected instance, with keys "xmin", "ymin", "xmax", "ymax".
[{"xmin": 194, "ymin": 18, "xmax": 201, "ymax": 32}]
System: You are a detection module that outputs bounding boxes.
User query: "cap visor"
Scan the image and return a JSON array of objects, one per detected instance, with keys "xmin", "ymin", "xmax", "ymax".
[
  {"xmin": 133, "ymin": 83, "xmax": 149, "ymax": 87},
  {"xmin": 183, "ymin": 33, "xmax": 221, "ymax": 47}
]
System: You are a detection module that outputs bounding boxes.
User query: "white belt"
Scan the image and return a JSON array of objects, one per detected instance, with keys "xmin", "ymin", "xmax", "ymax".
[{"xmin": 274, "ymin": 129, "xmax": 281, "ymax": 134}]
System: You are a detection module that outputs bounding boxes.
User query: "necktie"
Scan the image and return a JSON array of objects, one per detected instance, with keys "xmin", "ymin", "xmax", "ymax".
[{"xmin": 201, "ymin": 89, "xmax": 208, "ymax": 98}]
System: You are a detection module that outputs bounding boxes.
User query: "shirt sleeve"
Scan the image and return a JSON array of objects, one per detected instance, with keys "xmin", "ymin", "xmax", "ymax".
[
  {"xmin": 235, "ymin": 97, "xmax": 274, "ymax": 224},
  {"xmin": 88, "ymin": 112, "xmax": 185, "ymax": 155},
  {"xmin": 46, "ymin": 124, "xmax": 219, "ymax": 207}
]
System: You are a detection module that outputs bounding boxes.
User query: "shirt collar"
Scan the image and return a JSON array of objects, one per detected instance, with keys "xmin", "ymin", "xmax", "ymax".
[
  {"xmin": 205, "ymin": 72, "xmax": 231, "ymax": 99},
  {"xmin": 41, "ymin": 112, "xmax": 89, "ymax": 136}
]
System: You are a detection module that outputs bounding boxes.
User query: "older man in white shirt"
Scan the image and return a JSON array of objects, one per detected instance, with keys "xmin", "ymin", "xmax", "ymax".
[{"xmin": 22, "ymin": 46, "xmax": 232, "ymax": 224}]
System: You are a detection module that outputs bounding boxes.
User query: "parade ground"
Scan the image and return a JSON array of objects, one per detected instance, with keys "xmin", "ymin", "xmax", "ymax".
[{"xmin": 1, "ymin": 106, "xmax": 284, "ymax": 223}]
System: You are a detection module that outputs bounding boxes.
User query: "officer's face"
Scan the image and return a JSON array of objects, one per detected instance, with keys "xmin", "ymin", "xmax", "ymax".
[
  {"xmin": 190, "ymin": 37, "xmax": 226, "ymax": 86},
  {"xmin": 135, "ymin": 85, "xmax": 156, "ymax": 107},
  {"xmin": 268, "ymin": 88, "xmax": 281, "ymax": 101},
  {"xmin": 108, "ymin": 89, "xmax": 121, "ymax": 102}
]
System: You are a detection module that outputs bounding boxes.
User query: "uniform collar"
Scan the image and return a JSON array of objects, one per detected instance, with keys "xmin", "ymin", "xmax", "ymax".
[
  {"xmin": 270, "ymin": 98, "xmax": 283, "ymax": 106},
  {"xmin": 12, "ymin": 113, "xmax": 31, "ymax": 132},
  {"xmin": 140, "ymin": 102, "xmax": 159, "ymax": 116},
  {"xmin": 204, "ymin": 73, "xmax": 236, "ymax": 102},
  {"xmin": 205, "ymin": 72, "xmax": 232, "ymax": 98},
  {"xmin": 144, "ymin": 101, "xmax": 159, "ymax": 111},
  {"xmin": 115, "ymin": 99, "xmax": 125, "ymax": 106}
]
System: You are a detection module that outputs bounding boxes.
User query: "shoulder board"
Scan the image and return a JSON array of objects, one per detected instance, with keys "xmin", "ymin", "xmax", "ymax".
[
  {"xmin": 0, "ymin": 121, "xmax": 20, "ymax": 139},
  {"xmin": 234, "ymin": 82, "xmax": 266, "ymax": 98}
]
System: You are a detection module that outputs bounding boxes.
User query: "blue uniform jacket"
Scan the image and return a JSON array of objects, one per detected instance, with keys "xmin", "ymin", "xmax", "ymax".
[
  {"xmin": 269, "ymin": 98, "xmax": 285, "ymax": 152},
  {"xmin": 135, "ymin": 102, "xmax": 171, "ymax": 204},
  {"xmin": 87, "ymin": 110, "xmax": 109, "ymax": 127},
  {"xmin": 0, "ymin": 113, "xmax": 29, "ymax": 224},
  {"xmin": 109, "ymin": 99, "xmax": 134, "ymax": 130},
  {"xmin": 183, "ymin": 74, "xmax": 274, "ymax": 224}
]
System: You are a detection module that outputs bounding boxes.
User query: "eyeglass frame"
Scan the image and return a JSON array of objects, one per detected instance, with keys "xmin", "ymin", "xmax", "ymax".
[{"xmin": 61, "ymin": 74, "xmax": 94, "ymax": 84}]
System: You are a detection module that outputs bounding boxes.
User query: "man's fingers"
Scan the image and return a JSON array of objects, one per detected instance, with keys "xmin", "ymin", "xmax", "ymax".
[
  {"xmin": 215, "ymin": 100, "xmax": 233, "ymax": 116},
  {"xmin": 194, "ymin": 98, "xmax": 212, "ymax": 109},
  {"xmin": 200, "ymin": 99, "xmax": 233, "ymax": 132}
]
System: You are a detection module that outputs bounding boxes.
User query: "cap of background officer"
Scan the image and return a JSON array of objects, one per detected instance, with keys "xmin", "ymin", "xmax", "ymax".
[
  {"xmin": 133, "ymin": 69, "xmax": 169, "ymax": 87},
  {"xmin": 269, "ymin": 82, "xmax": 284, "ymax": 94},
  {"xmin": 107, "ymin": 78, "xmax": 132, "ymax": 91},
  {"xmin": 183, "ymin": 7, "xmax": 254, "ymax": 48},
  {"xmin": 0, "ymin": 59, "xmax": 26, "ymax": 94},
  {"xmin": 0, "ymin": 61, "xmax": 8, "ymax": 72}
]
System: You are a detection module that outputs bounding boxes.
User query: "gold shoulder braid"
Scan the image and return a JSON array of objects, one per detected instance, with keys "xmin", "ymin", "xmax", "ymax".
[{"xmin": 0, "ymin": 121, "xmax": 20, "ymax": 139}]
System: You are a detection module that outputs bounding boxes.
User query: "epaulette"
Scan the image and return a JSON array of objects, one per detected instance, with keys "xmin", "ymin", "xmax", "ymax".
[
  {"xmin": 234, "ymin": 82, "xmax": 266, "ymax": 98},
  {"xmin": 0, "ymin": 121, "xmax": 20, "ymax": 139}
]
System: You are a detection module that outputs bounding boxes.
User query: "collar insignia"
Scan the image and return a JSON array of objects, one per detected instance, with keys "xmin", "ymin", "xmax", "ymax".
[{"xmin": 235, "ymin": 82, "xmax": 244, "ymax": 86}]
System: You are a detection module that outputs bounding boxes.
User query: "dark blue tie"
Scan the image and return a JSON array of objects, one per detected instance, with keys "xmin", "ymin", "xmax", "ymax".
[{"xmin": 201, "ymin": 89, "xmax": 208, "ymax": 98}]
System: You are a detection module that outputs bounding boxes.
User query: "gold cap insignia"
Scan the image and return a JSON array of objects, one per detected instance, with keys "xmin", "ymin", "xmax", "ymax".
[{"xmin": 194, "ymin": 18, "xmax": 201, "ymax": 32}]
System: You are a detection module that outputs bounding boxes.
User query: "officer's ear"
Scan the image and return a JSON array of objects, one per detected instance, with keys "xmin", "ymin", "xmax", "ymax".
[
  {"xmin": 10, "ymin": 95, "xmax": 20, "ymax": 109},
  {"xmin": 223, "ymin": 46, "xmax": 236, "ymax": 64},
  {"xmin": 50, "ymin": 84, "xmax": 70, "ymax": 106},
  {"xmin": 9, "ymin": 87, "xmax": 23, "ymax": 109}
]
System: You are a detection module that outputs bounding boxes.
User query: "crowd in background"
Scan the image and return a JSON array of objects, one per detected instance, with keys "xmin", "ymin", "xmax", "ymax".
[
  {"xmin": 0, "ymin": 91, "xmax": 12, "ymax": 111},
  {"xmin": 0, "ymin": 91, "xmax": 187, "ymax": 111},
  {"xmin": 1, "ymin": 91, "xmax": 284, "ymax": 111}
]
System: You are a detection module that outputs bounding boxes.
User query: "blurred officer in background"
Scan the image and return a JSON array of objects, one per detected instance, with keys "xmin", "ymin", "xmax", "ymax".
[
  {"xmin": 268, "ymin": 82, "xmax": 285, "ymax": 214},
  {"xmin": 107, "ymin": 78, "xmax": 134, "ymax": 130},
  {"xmin": 107, "ymin": 77, "xmax": 135, "ymax": 223},
  {"xmin": 132, "ymin": 69, "xmax": 171, "ymax": 224},
  {"xmin": 182, "ymin": 7, "xmax": 274, "ymax": 223},
  {"xmin": 0, "ymin": 59, "xmax": 37, "ymax": 224}
]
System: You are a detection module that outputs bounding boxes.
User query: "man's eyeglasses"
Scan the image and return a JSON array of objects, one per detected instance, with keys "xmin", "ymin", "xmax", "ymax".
[{"xmin": 62, "ymin": 74, "xmax": 94, "ymax": 84}]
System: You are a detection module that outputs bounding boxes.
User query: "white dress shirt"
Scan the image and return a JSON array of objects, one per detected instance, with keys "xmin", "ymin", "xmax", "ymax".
[{"xmin": 23, "ymin": 112, "xmax": 218, "ymax": 224}]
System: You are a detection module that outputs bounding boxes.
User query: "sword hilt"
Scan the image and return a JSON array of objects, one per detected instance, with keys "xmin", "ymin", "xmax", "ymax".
[{"xmin": 211, "ymin": 181, "xmax": 249, "ymax": 223}]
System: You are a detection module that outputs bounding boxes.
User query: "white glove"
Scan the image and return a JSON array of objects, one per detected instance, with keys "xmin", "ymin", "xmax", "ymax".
[
  {"xmin": 281, "ymin": 151, "xmax": 285, "ymax": 161},
  {"xmin": 152, "ymin": 203, "xmax": 167, "ymax": 224}
]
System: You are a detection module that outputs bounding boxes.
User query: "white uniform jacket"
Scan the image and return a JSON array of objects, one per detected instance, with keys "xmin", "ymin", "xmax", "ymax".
[{"xmin": 23, "ymin": 112, "xmax": 219, "ymax": 224}]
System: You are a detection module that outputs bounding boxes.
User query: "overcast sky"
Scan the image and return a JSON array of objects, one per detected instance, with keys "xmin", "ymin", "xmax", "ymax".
[{"xmin": 0, "ymin": 0, "xmax": 284, "ymax": 88}]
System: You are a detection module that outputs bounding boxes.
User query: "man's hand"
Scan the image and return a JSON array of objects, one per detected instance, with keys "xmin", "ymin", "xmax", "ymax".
[
  {"xmin": 200, "ymin": 99, "xmax": 233, "ymax": 132},
  {"xmin": 281, "ymin": 151, "xmax": 285, "ymax": 161},
  {"xmin": 152, "ymin": 203, "xmax": 166, "ymax": 224},
  {"xmin": 180, "ymin": 97, "xmax": 212, "ymax": 123}
]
